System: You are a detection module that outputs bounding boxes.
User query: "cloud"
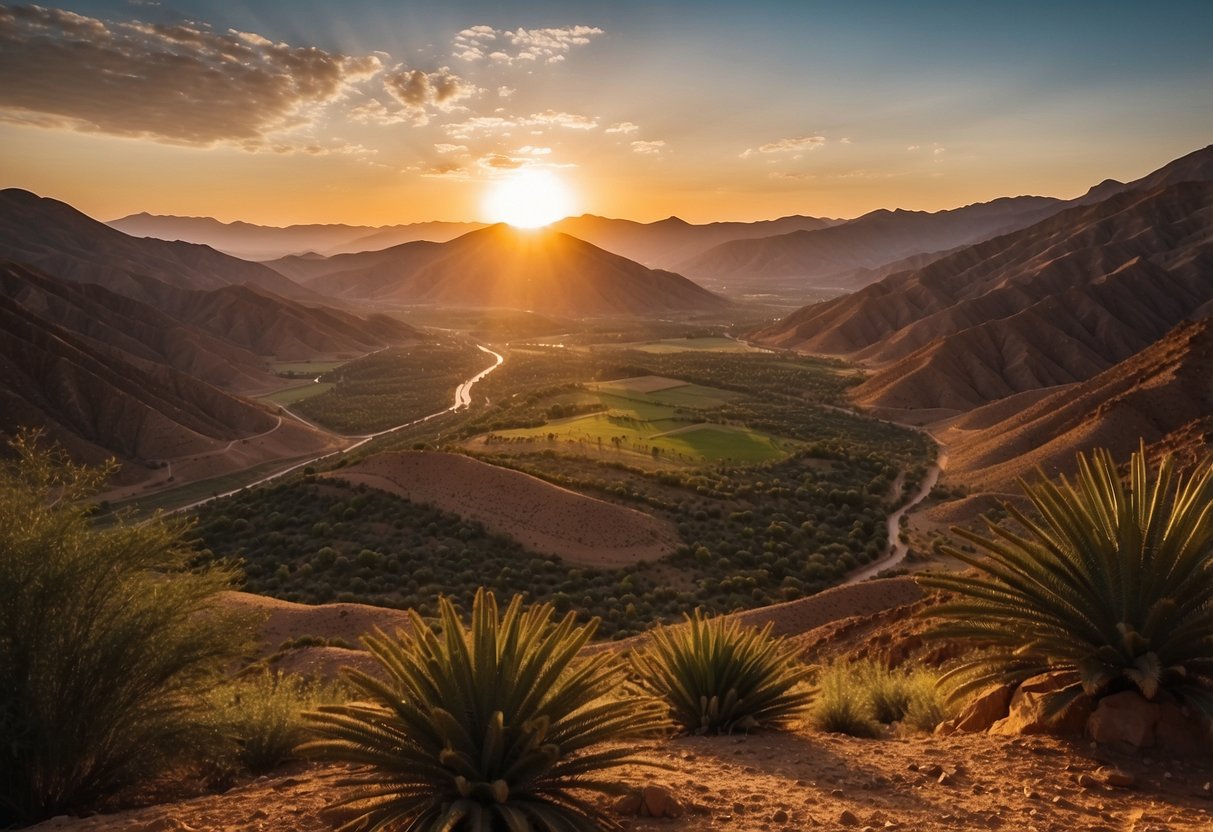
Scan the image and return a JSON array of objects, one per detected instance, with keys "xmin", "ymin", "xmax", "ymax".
[
  {"xmin": 741, "ymin": 134, "xmax": 827, "ymax": 158},
  {"xmin": 630, "ymin": 140, "xmax": 666, "ymax": 155},
  {"xmin": 383, "ymin": 66, "xmax": 476, "ymax": 121},
  {"xmin": 0, "ymin": 5, "xmax": 383, "ymax": 148},
  {"xmin": 605, "ymin": 121, "xmax": 639, "ymax": 134},
  {"xmin": 769, "ymin": 171, "xmax": 816, "ymax": 181},
  {"xmin": 454, "ymin": 24, "xmax": 603, "ymax": 64},
  {"xmin": 443, "ymin": 110, "xmax": 597, "ymax": 139},
  {"xmin": 906, "ymin": 145, "xmax": 921, "ymax": 151},
  {"xmin": 434, "ymin": 143, "xmax": 467, "ymax": 154}
]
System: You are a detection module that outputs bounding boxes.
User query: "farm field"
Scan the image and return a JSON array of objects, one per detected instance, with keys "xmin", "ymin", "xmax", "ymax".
[
  {"xmin": 270, "ymin": 359, "xmax": 350, "ymax": 376},
  {"xmin": 261, "ymin": 382, "xmax": 334, "ymax": 406},
  {"xmin": 604, "ymin": 335, "xmax": 762, "ymax": 353}
]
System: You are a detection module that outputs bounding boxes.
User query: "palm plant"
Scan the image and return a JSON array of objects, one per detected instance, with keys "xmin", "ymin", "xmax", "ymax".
[
  {"xmin": 920, "ymin": 444, "xmax": 1213, "ymax": 723},
  {"xmin": 302, "ymin": 589, "xmax": 667, "ymax": 832},
  {"xmin": 630, "ymin": 610, "xmax": 811, "ymax": 734}
]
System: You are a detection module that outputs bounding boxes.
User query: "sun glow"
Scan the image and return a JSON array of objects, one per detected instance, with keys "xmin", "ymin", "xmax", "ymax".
[{"xmin": 482, "ymin": 169, "xmax": 574, "ymax": 228}]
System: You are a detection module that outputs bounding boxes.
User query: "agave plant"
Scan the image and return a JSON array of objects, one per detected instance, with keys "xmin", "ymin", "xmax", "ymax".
[
  {"xmin": 302, "ymin": 589, "xmax": 667, "ymax": 832},
  {"xmin": 630, "ymin": 609, "xmax": 811, "ymax": 734},
  {"xmin": 920, "ymin": 444, "xmax": 1213, "ymax": 722}
]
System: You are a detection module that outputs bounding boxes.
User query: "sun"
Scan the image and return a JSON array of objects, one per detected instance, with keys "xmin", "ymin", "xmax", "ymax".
[{"xmin": 482, "ymin": 169, "xmax": 574, "ymax": 228}]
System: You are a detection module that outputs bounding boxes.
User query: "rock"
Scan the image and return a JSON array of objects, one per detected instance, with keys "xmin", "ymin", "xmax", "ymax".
[
  {"xmin": 1086, "ymin": 691, "xmax": 1160, "ymax": 751},
  {"xmin": 1077, "ymin": 773, "xmax": 1101, "ymax": 789},
  {"xmin": 839, "ymin": 808, "xmax": 861, "ymax": 826},
  {"xmin": 640, "ymin": 785, "xmax": 682, "ymax": 818},
  {"xmin": 772, "ymin": 808, "xmax": 789, "ymax": 823},
  {"xmin": 924, "ymin": 763, "xmax": 944, "ymax": 778},
  {"xmin": 613, "ymin": 792, "xmax": 643, "ymax": 815},
  {"xmin": 1096, "ymin": 766, "xmax": 1135, "ymax": 788},
  {"xmin": 952, "ymin": 684, "xmax": 1015, "ymax": 733},
  {"xmin": 989, "ymin": 672, "xmax": 1092, "ymax": 736},
  {"xmin": 1154, "ymin": 701, "xmax": 1213, "ymax": 756}
]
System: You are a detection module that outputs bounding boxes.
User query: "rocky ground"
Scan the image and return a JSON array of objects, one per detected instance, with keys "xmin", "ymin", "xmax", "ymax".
[{"xmin": 29, "ymin": 730, "xmax": 1212, "ymax": 832}]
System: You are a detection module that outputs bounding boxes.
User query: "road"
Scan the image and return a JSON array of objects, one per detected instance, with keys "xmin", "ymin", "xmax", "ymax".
[{"xmin": 170, "ymin": 345, "xmax": 505, "ymax": 514}]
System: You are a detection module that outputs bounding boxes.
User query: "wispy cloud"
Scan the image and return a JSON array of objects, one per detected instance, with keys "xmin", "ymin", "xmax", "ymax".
[
  {"xmin": 0, "ymin": 5, "xmax": 382, "ymax": 148},
  {"xmin": 741, "ymin": 134, "xmax": 827, "ymax": 159},
  {"xmin": 382, "ymin": 66, "xmax": 477, "ymax": 123},
  {"xmin": 443, "ymin": 110, "xmax": 598, "ymax": 140},
  {"xmin": 453, "ymin": 24, "xmax": 603, "ymax": 64},
  {"xmin": 606, "ymin": 121, "xmax": 639, "ymax": 134},
  {"xmin": 631, "ymin": 139, "xmax": 666, "ymax": 155}
]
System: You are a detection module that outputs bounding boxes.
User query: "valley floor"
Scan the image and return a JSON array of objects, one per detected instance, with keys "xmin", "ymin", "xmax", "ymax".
[{"xmin": 29, "ymin": 732, "xmax": 1211, "ymax": 832}]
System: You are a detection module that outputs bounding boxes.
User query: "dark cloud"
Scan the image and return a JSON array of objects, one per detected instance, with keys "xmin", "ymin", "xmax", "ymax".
[{"xmin": 0, "ymin": 4, "xmax": 380, "ymax": 147}]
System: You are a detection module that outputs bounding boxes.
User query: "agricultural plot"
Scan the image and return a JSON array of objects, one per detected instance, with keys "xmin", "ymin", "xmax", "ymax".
[
  {"xmin": 613, "ymin": 336, "xmax": 763, "ymax": 354},
  {"xmin": 261, "ymin": 382, "xmax": 334, "ymax": 406},
  {"xmin": 270, "ymin": 359, "xmax": 350, "ymax": 376},
  {"xmin": 485, "ymin": 375, "xmax": 788, "ymax": 464}
]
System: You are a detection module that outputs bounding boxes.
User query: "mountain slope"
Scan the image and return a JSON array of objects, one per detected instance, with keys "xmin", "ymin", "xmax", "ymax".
[
  {"xmin": 681, "ymin": 195, "xmax": 1064, "ymax": 290},
  {"xmin": 108, "ymin": 213, "xmax": 485, "ymax": 260},
  {"xmin": 0, "ymin": 189, "xmax": 313, "ymax": 300},
  {"xmin": 755, "ymin": 178, "xmax": 1213, "ymax": 413},
  {"xmin": 548, "ymin": 214, "xmax": 840, "ymax": 270},
  {"xmin": 945, "ymin": 318, "xmax": 1213, "ymax": 488},
  {"xmin": 282, "ymin": 225, "xmax": 729, "ymax": 317}
]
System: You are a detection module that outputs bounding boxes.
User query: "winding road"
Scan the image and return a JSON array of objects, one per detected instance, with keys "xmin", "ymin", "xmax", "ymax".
[{"xmin": 170, "ymin": 345, "xmax": 505, "ymax": 514}]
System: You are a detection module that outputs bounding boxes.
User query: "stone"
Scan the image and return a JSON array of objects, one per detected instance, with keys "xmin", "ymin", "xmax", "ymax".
[
  {"xmin": 613, "ymin": 792, "xmax": 642, "ymax": 815},
  {"xmin": 641, "ymin": 785, "xmax": 682, "ymax": 818},
  {"xmin": 989, "ymin": 672, "xmax": 1092, "ymax": 736},
  {"xmin": 839, "ymin": 808, "xmax": 861, "ymax": 826},
  {"xmin": 1077, "ymin": 773, "xmax": 1101, "ymax": 789},
  {"xmin": 773, "ymin": 809, "xmax": 790, "ymax": 823},
  {"xmin": 952, "ymin": 684, "xmax": 1015, "ymax": 733},
  {"xmin": 1095, "ymin": 767, "xmax": 1135, "ymax": 788},
  {"xmin": 1086, "ymin": 691, "xmax": 1160, "ymax": 751},
  {"xmin": 1154, "ymin": 701, "xmax": 1213, "ymax": 756}
]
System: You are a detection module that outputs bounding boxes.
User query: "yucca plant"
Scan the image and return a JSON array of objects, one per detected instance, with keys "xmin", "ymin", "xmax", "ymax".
[
  {"xmin": 920, "ymin": 443, "xmax": 1213, "ymax": 724},
  {"xmin": 630, "ymin": 610, "xmax": 811, "ymax": 734},
  {"xmin": 302, "ymin": 589, "xmax": 667, "ymax": 832}
]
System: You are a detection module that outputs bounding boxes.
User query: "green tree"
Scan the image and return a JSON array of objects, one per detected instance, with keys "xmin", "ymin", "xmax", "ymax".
[{"xmin": 0, "ymin": 433, "xmax": 253, "ymax": 825}]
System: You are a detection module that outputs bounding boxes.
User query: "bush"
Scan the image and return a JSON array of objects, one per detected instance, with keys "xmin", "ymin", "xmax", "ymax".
[
  {"xmin": 302, "ymin": 589, "xmax": 666, "ymax": 831},
  {"xmin": 920, "ymin": 445, "xmax": 1213, "ymax": 723},
  {"xmin": 207, "ymin": 671, "xmax": 342, "ymax": 776},
  {"xmin": 809, "ymin": 663, "xmax": 881, "ymax": 738},
  {"xmin": 0, "ymin": 433, "xmax": 252, "ymax": 825},
  {"xmin": 631, "ymin": 610, "xmax": 811, "ymax": 734}
]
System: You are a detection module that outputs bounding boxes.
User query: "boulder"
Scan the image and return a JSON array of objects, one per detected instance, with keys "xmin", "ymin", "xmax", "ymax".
[
  {"xmin": 950, "ymin": 684, "xmax": 1014, "ymax": 733},
  {"xmin": 989, "ymin": 672, "xmax": 1092, "ymax": 736},
  {"xmin": 1085, "ymin": 691, "xmax": 1160, "ymax": 751},
  {"xmin": 1155, "ymin": 701, "xmax": 1213, "ymax": 757},
  {"xmin": 637, "ymin": 784, "xmax": 683, "ymax": 818}
]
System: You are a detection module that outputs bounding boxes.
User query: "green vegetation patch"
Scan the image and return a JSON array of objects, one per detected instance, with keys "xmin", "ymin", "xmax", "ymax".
[
  {"xmin": 261, "ymin": 382, "xmax": 334, "ymax": 406},
  {"xmin": 620, "ymin": 336, "xmax": 761, "ymax": 353},
  {"xmin": 270, "ymin": 359, "xmax": 350, "ymax": 376}
]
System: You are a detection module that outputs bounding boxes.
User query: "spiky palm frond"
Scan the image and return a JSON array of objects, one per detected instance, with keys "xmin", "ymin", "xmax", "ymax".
[
  {"xmin": 301, "ymin": 589, "xmax": 668, "ymax": 832},
  {"xmin": 919, "ymin": 443, "xmax": 1213, "ymax": 722},
  {"xmin": 630, "ymin": 610, "xmax": 811, "ymax": 734}
]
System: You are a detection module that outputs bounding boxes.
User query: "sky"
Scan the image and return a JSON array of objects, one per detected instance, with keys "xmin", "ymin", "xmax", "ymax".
[{"xmin": 1, "ymin": 1, "xmax": 1211, "ymax": 226}]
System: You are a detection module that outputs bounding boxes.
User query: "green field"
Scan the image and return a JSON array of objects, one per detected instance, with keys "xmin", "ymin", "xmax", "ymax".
[
  {"xmin": 487, "ymin": 376, "xmax": 788, "ymax": 464},
  {"xmin": 606, "ymin": 336, "xmax": 762, "ymax": 354},
  {"xmin": 261, "ymin": 382, "xmax": 334, "ymax": 405},
  {"xmin": 270, "ymin": 360, "xmax": 350, "ymax": 375}
]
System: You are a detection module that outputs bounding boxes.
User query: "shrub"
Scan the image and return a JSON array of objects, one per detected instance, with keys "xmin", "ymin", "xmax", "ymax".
[
  {"xmin": 809, "ymin": 663, "xmax": 881, "ymax": 738},
  {"xmin": 0, "ymin": 433, "xmax": 252, "ymax": 825},
  {"xmin": 302, "ymin": 589, "xmax": 666, "ymax": 832},
  {"xmin": 208, "ymin": 671, "xmax": 342, "ymax": 775},
  {"xmin": 862, "ymin": 662, "xmax": 914, "ymax": 724},
  {"xmin": 631, "ymin": 610, "xmax": 811, "ymax": 734},
  {"xmin": 919, "ymin": 444, "xmax": 1213, "ymax": 723}
]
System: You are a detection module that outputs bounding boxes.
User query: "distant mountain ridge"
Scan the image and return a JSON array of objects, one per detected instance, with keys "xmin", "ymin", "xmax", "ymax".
[
  {"xmin": 108, "ymin": 213, "xmax": 487, "ymax": 261},
  {"xmin": 269, "ymin": 224, "xmax": 730, "ymax": 318}
]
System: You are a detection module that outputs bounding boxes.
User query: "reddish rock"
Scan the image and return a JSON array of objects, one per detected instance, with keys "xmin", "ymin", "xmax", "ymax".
[
  {"xmin": 1155, "ymin": 702, "xmax": 1213, "ymax": 756},
  {"xmin": 990, "ymin": 672, "xmax": 1093, "ymax": 736},
  {"xmin": 951, "ymin": 684, "xmax": 1014, "ymax": 733},
  {"xmin": 1085, "ymin": 691, "xmax": 1160, "ymax": 750}
]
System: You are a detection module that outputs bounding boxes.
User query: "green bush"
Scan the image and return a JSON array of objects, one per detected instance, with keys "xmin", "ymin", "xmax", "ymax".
[
  {"xmin": 0, "ymin": 433, "xmax": 252, "ymax": 825},
  {"xmin": 631, "ymin": 610, "xmax": 811, "ymax": 734},
  {"xmin": 208, "ymin": 671, "xmax": 342, "ymax": 775},
  {"xmin": 809, "ymin": 663, "xmax": 882, "ymax": 738},
  {"xmin": 302, "ymin": 588, "xmax": 666, "ymax": 832},
  {"xmin": 920, "ymin": 445, "xmax": 1213, "ymax": 724}
]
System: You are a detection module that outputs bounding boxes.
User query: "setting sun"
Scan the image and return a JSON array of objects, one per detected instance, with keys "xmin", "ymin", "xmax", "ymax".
[{"xmin": 482, "ymin": 169, "xmax": 575, "ymax": 228}]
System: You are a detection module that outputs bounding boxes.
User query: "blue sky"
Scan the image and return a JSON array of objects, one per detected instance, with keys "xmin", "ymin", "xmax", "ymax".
[{"xmin": 1, "ymin": 1, "xmax": 1210, "ymax": 224}]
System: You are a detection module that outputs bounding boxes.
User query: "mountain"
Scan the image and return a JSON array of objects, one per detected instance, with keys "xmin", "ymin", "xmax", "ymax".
[
  {"xmin": 272, "ymin": 224, "xmax": 730, "ymax": 317},
  {"xmin": 754, "ymin": 179, "xmax": 1213, "ymax": 414},
  {"xmin": 680, "ymin": 195, "xmax": 1065, "ymax": 292},
  {"xmin": 0, "ymin": 189, "xmax": 313, "ymax": 301},
  {"xmin": 548, "ymin": 214, "xmax": 841, "ymax": 271},
  {"xmin": 0, "ymin": 263, "xmax": 334, "ymax": 485},
  {"xmin": 108, "ymin": 213, "xmax": 486, "ymax": 260},
  {"xmin": 945, "ymin": 318, "xmax": 1213, "ymax": 489}
]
